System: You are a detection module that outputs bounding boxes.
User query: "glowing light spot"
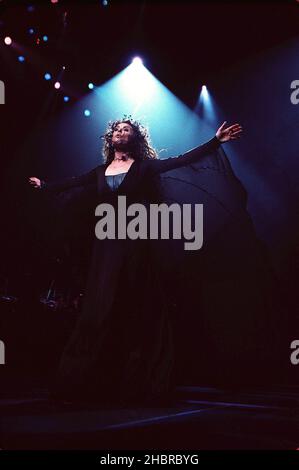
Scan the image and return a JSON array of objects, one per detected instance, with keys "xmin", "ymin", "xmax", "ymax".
[{"xmin": 132, "ymin": 57, "xmax": 143, "ymax": 66}]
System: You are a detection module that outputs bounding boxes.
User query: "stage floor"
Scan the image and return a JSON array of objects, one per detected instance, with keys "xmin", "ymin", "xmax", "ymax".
[{"xmin": 1, "ymin": 385, "xmax": 298, "ymax": 450}]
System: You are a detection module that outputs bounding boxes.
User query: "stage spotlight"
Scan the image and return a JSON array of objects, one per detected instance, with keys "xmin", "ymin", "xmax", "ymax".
[
  {"xmin": 28, "ymin": 28, "xmax": 35, "ymax": 34},
  {"xmin": 201, "ymin": 85, "xmax": 208, "ymax": 98},
  {"xmin": 63, "ymin": 96, "xmax": 69, "ymax": 102},
  {"xmin": 88, "ymin": 83, "xmax": 94, "ymax": 90},
  {"xmin": 84, "ymin": 109, "xmax": 91, "ymax": 117},
  {"xmin": 18, "ymin": 56, "xmax": 25, "ymax": 62},
  {"xmin": 132, "ymin": 57, "xmax": 143, "ymax": 66},
  {"xmin": 43, "ymin": 35, "xmax": 48, "ymax": 42},
  {"xmin": 44, "ymin": 73, "xmax": 52, "ymax": 80},
  {"xmin": 196, "ymin": 84, "xmax": 218, "ymax": 123},
  {"xmin": 4, "ymin": 37, "xmax": 12, "ymax": 45},
  {"xmin": 54, "ymin": 81, "xmax": 61, "ymax": 89}
]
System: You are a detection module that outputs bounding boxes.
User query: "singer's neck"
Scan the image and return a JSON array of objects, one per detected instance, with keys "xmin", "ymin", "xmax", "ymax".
[{"xmin": 113, "ymin": 151, "xmax": 132, "ymax": 162}]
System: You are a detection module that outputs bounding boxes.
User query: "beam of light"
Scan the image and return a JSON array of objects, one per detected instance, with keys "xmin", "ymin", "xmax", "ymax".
[
  {"xmin": 4, "ymin": 37, "xmax": 12, "ymax": 45},
  {"xmin": 18, "ymin": 55, "xmax": 25, "ymax": 62},
  {"xmin": 73, "ymin": 59, "xmax": 217, "ymax": 158},
  {"xmin": 54, "ymin": 81, "xmax": 61, "ymax": 89},
  {"xmin": 44, "ymin": 73, "xmax": 52, "ymax": 80},
  {"xmin": 195, "ymin": 84, "xmax": 218, "ymax": 125},
  {"xmin": 21, "ymin": 59, "xmax": 221, "ymax": 193},
  {"xmin": 99, "ymin": 57, "xmax": 156, "ymax": 115}
]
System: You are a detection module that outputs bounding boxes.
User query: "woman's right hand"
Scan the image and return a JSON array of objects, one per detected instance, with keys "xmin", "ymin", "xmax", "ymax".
[{"xmin": 29, "ymin": 177, "xmax": 41, "ymax": 189}]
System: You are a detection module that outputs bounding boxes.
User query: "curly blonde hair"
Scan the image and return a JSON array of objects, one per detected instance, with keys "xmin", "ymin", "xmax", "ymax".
[{"xmin": 102, "ymin": 115, "xmax": 158, "ymax": 164}]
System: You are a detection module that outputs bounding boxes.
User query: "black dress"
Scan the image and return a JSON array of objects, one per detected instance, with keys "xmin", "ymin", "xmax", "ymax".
[{"xmin": 42, "ymin": 136, "xmax": 221, "ymax": 404}]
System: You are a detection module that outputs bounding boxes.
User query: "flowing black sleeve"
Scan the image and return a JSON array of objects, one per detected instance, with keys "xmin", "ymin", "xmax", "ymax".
[
  {"xmin": 146, "ymin": 136, "xmax": 221, "ymax": 176},
  {"xmin": 40, "ymin": 167, "xmax": 98, "ymax": 194}
]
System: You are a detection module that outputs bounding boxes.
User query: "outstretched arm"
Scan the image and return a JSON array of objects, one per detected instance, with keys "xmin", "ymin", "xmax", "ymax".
[
  {"xmin": 29, "ymin": 167, "xmax": 98, "ymax": 194},
  {"xmin": 146, "ymin": 122, "xmax": 242, "ymax": 176}
]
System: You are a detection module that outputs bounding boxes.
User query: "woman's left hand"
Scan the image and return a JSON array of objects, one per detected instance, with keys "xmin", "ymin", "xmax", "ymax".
[{"xmin": 216, "ymin": 121, "xmax": 243, "ymax": 143}]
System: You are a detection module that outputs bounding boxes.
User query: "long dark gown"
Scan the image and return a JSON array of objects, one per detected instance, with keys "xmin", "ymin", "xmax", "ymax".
[{"xmin": 42, "ymin": 136, "xmax": 221, "ymax": 404}]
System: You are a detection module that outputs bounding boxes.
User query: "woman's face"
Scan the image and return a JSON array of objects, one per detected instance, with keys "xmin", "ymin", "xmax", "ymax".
[{"xmin": 111, "ymin": 122, "xmax": 135, "ymax": 147}]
